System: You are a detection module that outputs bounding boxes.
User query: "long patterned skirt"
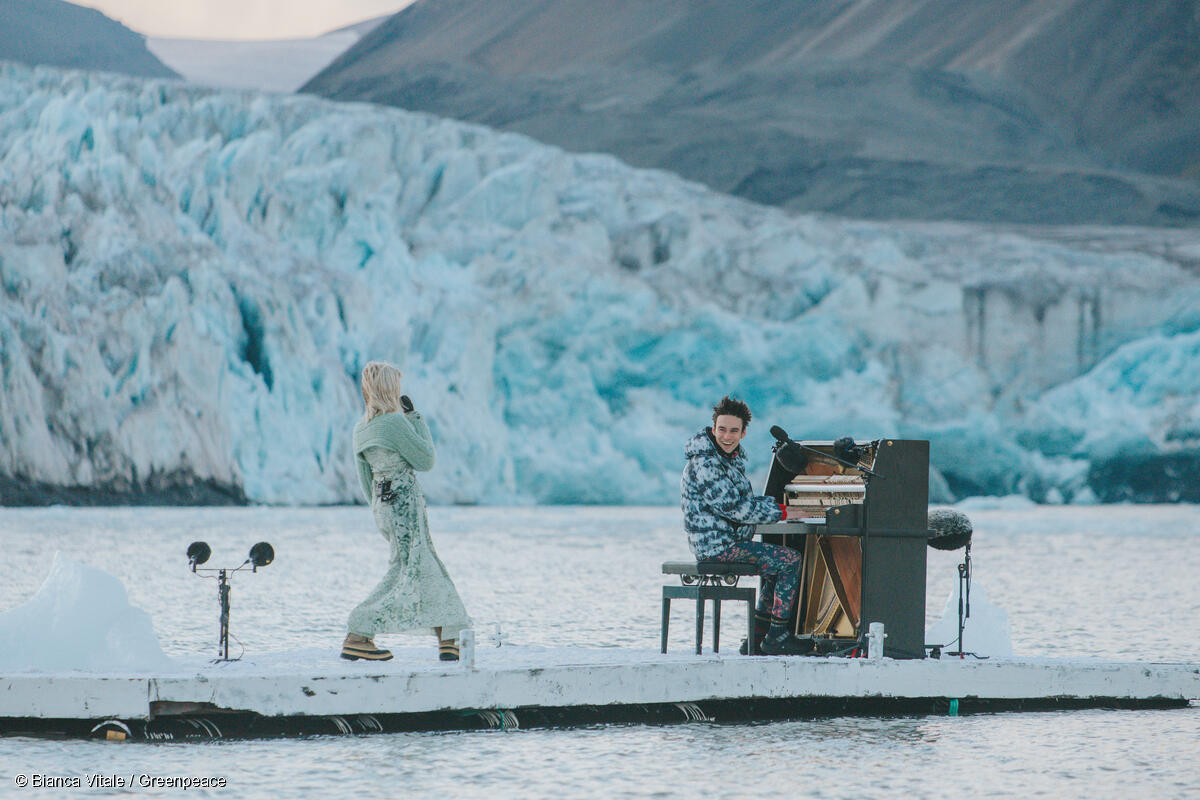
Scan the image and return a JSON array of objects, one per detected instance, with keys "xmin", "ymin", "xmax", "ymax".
[{"xmin": 347, "ymin": 469, "xmax": 470, "ymax": 640}]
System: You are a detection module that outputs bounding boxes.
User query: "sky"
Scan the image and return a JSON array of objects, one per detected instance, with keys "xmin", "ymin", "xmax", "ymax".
[{"xmin": 74, "ymin": 0, "xmax": 414, "ymax": 40}]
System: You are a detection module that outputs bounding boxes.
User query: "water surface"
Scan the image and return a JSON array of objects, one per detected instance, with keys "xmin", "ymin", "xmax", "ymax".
[{"xmin": 1, "ymin": 505, "xmax": 1197, "ymax": 798}]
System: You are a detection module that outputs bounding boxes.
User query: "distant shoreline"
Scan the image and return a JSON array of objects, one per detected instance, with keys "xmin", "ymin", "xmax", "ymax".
[
  {"xmin": 0, "ymin": 486, "xmax": 1195, "ymax": 508},
  {"xmin": 0, "ymin": 474, "xmax": 248, "ymax": 507}
]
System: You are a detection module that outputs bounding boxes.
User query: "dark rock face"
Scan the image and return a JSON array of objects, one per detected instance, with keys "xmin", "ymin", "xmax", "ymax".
[
  {"xmin": 303, "ymin": 0, "xmax": 1200, "ymax": 226},
  {"xmin": 0, "ymin": 472, "xmax": 247, "ymax": 506},
  {"xmin": 1088, "ymin": 452, "xmax": 1200, "ymax": 503},
  {"xmin": 0, "ymin": 0, "xmax": 177, "ymax": 78}
]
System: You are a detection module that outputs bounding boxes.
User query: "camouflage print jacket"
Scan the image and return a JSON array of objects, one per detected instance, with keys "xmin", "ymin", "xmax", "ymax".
[{"xmin": 680, "ymin": 428, "xmax": 783, "ymax": 559}]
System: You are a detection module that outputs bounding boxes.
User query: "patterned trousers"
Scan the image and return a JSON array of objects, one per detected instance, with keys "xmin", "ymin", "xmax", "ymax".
[{"xmin": 710, "ymin": 540, "xmax": 801, "ymax": 623}]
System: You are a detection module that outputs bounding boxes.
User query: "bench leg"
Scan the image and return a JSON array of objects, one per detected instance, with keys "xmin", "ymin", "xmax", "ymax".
[
  {"xmin": 661, "ymin": 595, "xmax": 670, "ymax": 654},
  {"xmin": 695, "ymin": 595, "xmax": 704, "ymax": 655},
  {"xmin": 747, "ymin": 592, "xmax": 756, "ymax": 655},
  {"xmin": 713, "ymin": 598, "xmax": 721, "ymax": 653}
]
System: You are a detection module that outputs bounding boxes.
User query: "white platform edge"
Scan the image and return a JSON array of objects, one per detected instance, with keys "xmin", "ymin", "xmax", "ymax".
[{"xmin": 3, "ymin": 656, "xmax": 1198, "ymax": 720}]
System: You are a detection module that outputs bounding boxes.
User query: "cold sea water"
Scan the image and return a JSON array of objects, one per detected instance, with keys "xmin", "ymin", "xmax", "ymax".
[{"xmin": 1, "ymin": 504, "xmax": 1197, "ymax": 799}]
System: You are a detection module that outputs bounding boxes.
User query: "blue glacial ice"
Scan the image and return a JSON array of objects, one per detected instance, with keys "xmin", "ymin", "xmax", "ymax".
[{"xmin": 1, "ymin": 63, "xmax": 1198, "ymax": 505}]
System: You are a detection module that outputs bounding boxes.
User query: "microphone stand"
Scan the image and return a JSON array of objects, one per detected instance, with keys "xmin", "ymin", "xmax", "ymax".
[
  {"xmin": 191, "ymin": 558, "xmax": 255, "ymax": 663},
  {"xmin": 946, "ymin": 543, "xmax": 981, "ymax": 658},
  {"xmin": 217, "ymin": 568, "xmax": 231, "ymax": 661}
]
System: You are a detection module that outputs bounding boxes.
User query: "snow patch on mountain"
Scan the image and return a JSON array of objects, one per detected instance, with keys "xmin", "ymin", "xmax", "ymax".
[{"xmin": 147, "ymin": 14, "xmax": 388, "ymax": 94}]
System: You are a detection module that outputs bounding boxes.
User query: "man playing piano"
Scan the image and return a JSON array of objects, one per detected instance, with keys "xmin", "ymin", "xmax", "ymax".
[{"xmin": 681, "ymin": 396, "xmax": 811, "ymax": 655}]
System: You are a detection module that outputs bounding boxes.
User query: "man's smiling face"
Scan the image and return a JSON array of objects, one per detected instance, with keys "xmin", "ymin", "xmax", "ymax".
[{"xmin": 711, "ymin": 414, "xmax": 746, "ymax": 455}]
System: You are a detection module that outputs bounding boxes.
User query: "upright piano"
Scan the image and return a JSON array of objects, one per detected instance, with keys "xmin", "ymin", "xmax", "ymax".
[{"xmin": 755, "ymin": 439, "xmax": 929, "ymax": 658}]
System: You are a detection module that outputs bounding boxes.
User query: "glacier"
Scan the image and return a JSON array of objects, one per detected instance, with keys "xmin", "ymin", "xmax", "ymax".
[{"xmin": 1, "ymin": 62, "xmax": 1198, "ymax": 505}]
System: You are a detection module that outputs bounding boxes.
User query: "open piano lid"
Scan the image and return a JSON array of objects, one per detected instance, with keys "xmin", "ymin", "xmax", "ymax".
[{"xmin": 763, "ymin": 439, "xmax": 877, "ymax": 504}]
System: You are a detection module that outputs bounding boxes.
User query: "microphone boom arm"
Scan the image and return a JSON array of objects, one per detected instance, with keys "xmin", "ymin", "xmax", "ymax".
[{"xmin": 773, "ymin": 432, "xmax": 884, "ymax": 479}]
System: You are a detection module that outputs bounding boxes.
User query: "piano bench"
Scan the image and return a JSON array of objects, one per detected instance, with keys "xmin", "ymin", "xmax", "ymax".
[{"xmin": 661, "ymin": 561, "xmax": 758, "ymax": 655}]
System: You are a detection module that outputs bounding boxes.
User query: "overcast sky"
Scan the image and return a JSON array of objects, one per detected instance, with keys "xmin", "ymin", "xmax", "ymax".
[{"xmin": 75, "ymin": 0, "xmax": 414, "ymax": 40}]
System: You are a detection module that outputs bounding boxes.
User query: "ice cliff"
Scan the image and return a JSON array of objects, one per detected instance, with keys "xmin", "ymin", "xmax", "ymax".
[{"xmin": 1, "ymin": 63, "xmax": 1198, "ymax": 505}]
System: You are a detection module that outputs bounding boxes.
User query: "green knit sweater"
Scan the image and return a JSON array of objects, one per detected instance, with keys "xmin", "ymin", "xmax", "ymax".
[{"xmin": 351, "ymin": 411, "xmax": 436, "ymax": 501}]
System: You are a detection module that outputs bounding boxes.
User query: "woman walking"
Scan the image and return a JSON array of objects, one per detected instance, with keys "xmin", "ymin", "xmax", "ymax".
[{"xmin": 342, "ymin": 361, "xmax": 471, "ymax": 662}]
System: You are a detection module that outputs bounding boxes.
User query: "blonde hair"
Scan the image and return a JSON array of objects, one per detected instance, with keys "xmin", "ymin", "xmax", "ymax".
[{"xmin": 360, "ymin": 361, "xmax": 403, "ymax": 421}]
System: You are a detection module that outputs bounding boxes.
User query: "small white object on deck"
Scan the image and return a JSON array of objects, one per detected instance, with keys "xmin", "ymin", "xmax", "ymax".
[
  {"xmin": 868, "ymin": 622, "xmax": 887, "ymax": 661},
  {"xmin": 459, "ymin": 629, "xmax": 476, "ymax": 668}
]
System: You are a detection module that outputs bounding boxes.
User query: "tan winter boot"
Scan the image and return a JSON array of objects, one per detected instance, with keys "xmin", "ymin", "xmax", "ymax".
[
  {"xmin": 341, "ymin": 632, "xmax": 393, "ymax": 661},
  {"xmin": 434, "ymin": 627, "xmax": 459, "ymax": 662},
  {"xmin": 438, "ymin": 639, "xmax": 460, "ymax": 661}
]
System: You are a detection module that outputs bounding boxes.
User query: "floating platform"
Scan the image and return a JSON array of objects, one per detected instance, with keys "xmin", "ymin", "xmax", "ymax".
[{"xmin": 2, "ymin": 647, "xmax": 1197, "ymax": 740}]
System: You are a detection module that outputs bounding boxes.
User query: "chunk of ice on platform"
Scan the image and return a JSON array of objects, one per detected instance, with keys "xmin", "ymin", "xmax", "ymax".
[
  {"xmin": 0, "ymin": 554, "xmax": 173, "ymax": 673},
  {"xmin": 925, "ymin": 580, "xmax": 1013, "ymax": 658}
]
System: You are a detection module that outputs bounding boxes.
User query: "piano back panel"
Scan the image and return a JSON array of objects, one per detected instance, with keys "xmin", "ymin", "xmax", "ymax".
[
  {"xmin": 860, "ymin": 439, "xmax": 929, "ymax": 533},
  {"xmin": 862, "ymin": 535, "xmax": 928, "ymax": 658},
  {"xmin": 828, "ymin": 440, "xmax": 929, "ymax": 658}
]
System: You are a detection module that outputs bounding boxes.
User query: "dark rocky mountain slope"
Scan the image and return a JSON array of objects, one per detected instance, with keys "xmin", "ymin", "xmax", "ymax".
[
  {"xmin": 0, "ymin": 0, "xmax": 177, "ymax": 78},
  {"xmin": 303, "ymin": 0, "xmax": 1200, "ymax": 226}
]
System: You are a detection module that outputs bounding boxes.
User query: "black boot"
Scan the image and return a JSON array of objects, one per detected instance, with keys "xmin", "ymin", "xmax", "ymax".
[
  {"xmin": 739, "ymin": 614, "xmax": 772, "ymax": 655},
  {"xmin": 759, "ymin": 623, "xmax": 813, "ymax": 656}
]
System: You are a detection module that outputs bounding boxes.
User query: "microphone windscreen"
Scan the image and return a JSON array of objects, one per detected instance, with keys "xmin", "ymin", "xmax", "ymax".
[
  {"xmin": 927, "ymin": 508, "xmax": 973, "ymax": 550},
  {"xmin": 775, "ymin": 442, "xmax": 808, "ymax": 474},
  {"xmin": 187, "ymin": 541, "xmax": 211, "ymax": 565},
  {"xmin": 249, "ymin": 542, "xmax": 274, "ymax": 567},
  {"xmin": 769, "ymin": 425, "xmax": 790, "ymax": 443},
  {"xmin": 833, "ymin": 436, "xmax": 857, "ymax": 461}
]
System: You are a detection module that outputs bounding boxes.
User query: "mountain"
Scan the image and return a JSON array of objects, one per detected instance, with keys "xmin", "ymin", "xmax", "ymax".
[
  {"xmin": 3, "ymin": 63, "xmax": 1199, "ymax": 505},
  {"xmin": 302, "ymin": 0, "xmax": 1200, "ymax": 227},
  {"xmin": 147, "ymin": 15, "xmax": 389, "ymax": 94},
  {"xmin": 0, "ymin": 0, "xmax": 177, "ymax": 78}
]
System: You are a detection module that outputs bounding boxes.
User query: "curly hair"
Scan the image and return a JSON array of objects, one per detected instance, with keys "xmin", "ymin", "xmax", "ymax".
[{"xmin": 711, "ymin": 395, "xmax": 752, "ymax": 428}]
